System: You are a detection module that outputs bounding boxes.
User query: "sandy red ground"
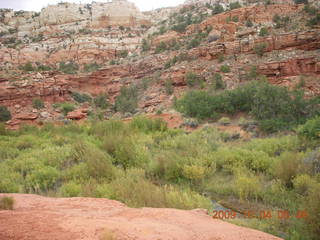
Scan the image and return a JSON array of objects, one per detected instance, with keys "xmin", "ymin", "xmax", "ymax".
[{"xmin": 0, "ymin": 194, "xmax": 282, "ymax": 240}]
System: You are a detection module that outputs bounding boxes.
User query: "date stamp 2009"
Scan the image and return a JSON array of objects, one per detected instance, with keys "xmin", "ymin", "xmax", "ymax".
[{"xmin": 212, "ymin": 210, "xmax": 309, "ymax": 220}]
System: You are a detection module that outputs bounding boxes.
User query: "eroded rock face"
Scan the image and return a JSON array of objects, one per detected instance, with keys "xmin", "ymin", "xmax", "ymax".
[{"xmin": 0, "ymin": 0, "xmax": 151, "ymax": 68}]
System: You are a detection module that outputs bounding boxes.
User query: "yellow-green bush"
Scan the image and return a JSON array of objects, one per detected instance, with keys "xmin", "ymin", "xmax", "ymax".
[
  {"xmin": 104, "ymin": 168, "xmax": 212, "ymax": 210},
  {"xmin": 0, "ymin": 165, "xmax": 22, "ymax": 193},
  {"xmin": 293, "ymin": 174, "xmax": 317, "ymax": 195},
  {"xmin": 272, "ymin": 152, "xmax": 304, "ymax": 187},
  {"xmin": 215, "ymin": 148, "xmax": 271, "ymax": 172},
  {"xmin": 262, "ymin": 180, "xmax": 298, "ymax": 209},
  {"xmin": 59, "ymin": 181, "xmax": 82, "ymax": 197},
  {"xmin": 113, "ymin": 137, "xmax": 151, "ymax": 169},
  {"xmin": 304, "ymin": 183, "xmax": 320, "ymax": 239},
  {"xmin": 25, "ymin": 166, "xmax": 60, "ymax": 193},
  {"xmin": 183, "ymin": 165, "xmax": 207, "ymax": 181},
  {"xmin": 244, "ymin": 136, "xmax": 299, "ymax": 157},
  {"xmin": 130, "ymin": 116, "xmax": 168, "ymax": 133},
  {"xmin": 235, "ymin": 171, "xmax": 261, "ymax": 201}
]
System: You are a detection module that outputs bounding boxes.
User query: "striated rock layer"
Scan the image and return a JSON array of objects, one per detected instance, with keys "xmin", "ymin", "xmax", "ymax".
[{"xmin": 0, "ymin": 194, "xmax": 282, "ymax": 240}]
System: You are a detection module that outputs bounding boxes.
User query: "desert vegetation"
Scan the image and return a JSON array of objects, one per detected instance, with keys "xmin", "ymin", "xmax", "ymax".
[
  {"xmin": 0, "ymin": 115, "xmax": 319, "ymax": 239},
  {"xmin": 175, "ymin": 80, "xmax": 320, "ymax": 133}
]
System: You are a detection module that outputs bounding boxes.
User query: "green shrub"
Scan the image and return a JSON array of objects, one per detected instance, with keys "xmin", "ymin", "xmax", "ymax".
[
  {"xmin": 247, "ymin": 66, "xmax": 259, "ymax": 80},
  {"xmin": 86, "ymin": 147, "xmax": 115, "ymax": 180},
  {"xmin": 71, "ymin": 141, "xmax": 115, "ymax": 180},
  {"xmin": 130, "ymin": 116, "xmax": 168, "ymax": 133},
  {"xmin": 218, "ymin": 117, "xmax": 231, "ymax": 125},
  {"xmin": 20, "ymin": 62, "xmax": 34, "ymax": 72},
  {"xmin": 83, "ymin": 62, "xmax": 100, "ymax": 72},
  {"xmin": 175, "ymin": 90, "xmax": 218, "ymax": 119},
  {"xmin": 294, "ymin": 0, "xmax": 308, "ymax": 4},
  {"xmin": 304, "ymin": 183, "xmax": 320, "ymax": 239},
  {"xmin": 118, "ymin": 50, "xmax": 128, "ymax": 58},
  {"xmin": 141, "ymin": 78, "xmax": 150, "ymax": 90},
  {"xmin": 273, "ymin": 152, "xmax": 304, "ymax": 187},
  {"xmin": 94, "ymin": 94, "xmax": 108, "ymax": 109},
  {"xmin": 25, "ymin": 166, "xmax": 60, "ymax": 192},
  {"xmin": 0, "ymin": 106, "xmax": 11, "ymax": 122},
  {"xmin": 298, "ymin": 116, "xmax": 320, "ymax": 141},
  {"xmin": 185, "ymin": 72, "xmax": 203, "ymax": 87},
  {"xmin": 141, "ymin": 39, "xmax": 150, "ymax": 52},
  {"xmin": 236, "ymin": 172, "xmax": 261, "ymax": 201},
  {"xmin": 232, "ymin": 16, "xmax": 239, "ymax": 22},
  {"xmin": 246, "ymin": 20, "xmax": 253, "ymax": 27},
  {"xmin": 254, "ymin": 43, "xmax": 267, "ymax": 57},
  {"xmin": 0, "ymin": 196, "xmax": 14, "ymax": 210},
  {"xmin": 187, "ymin": 38, "xmax": 201, "ymax": 49},
  {"xmin": 155, "ymin": 42, "xmax": 167, "ymax": 53},
  {"xmin": 79, "ymin": 28, "xmax": 92, "ymax": 34},
  {"xmin": 0, "ymin": 165, "xmax": 21, "ymax": 193},
  {"xmin": 59, "ymin": 181, "xmax": 82, "ymax": 197},
  {"xmin": 37, "ymin": 64, "xmax": 52, "ymax": 71},
  {"xmin": 307, "ymin": 13, "xmax": 320, "ymax": 26},
  {"xmin": 273, "ymin": 14, "xmax": 290, "ymax": 28},
  {"xmin": 220, "ymin": 65, "xmax": 230, "ymax": 73},
  {"xmin": 114, "ymin": 85, "xmax": 138, "ymax": 113},
  {"xmin": 212, "ymin": 4, "xmax": 224, "ymax": 15},
  {"xmin": 214, "ymin": 148, "xmax": 272, "ymax": 172},
  {"xmin": 212, "ymin": 73, "xmax": 225, "ymax": 89},
  {"xmin": 293, "ymin": 174, "xmax": 317, "ymax": 195},
  {"xmin": 229, "ymin": 2, "xmax": 241, "ymax": 10},
  {"xmin": 259, "ymin": 27, "xmax": 269, "ymax": 37},
  {"xmin": 176, "ymin": 81, "xmax": 319, "ymax": 131},
  {"xmin": 113, "ymin": 138, "xmax": 150, "ymax": 169},
  {"xmin": 107, "ymin": 169, "xmax": 212, "ymax": 210},
  {"xmin": 32, "ymin": 98, "xmax": 44, "ymax": 109},
  {"xmin": 171, "ymin": 23, "xmax": 187, "ymax": 33},
  {"xmin": 71, "ymin": 92, "xmax": 92, "ymax": 103},
  {"xmin": 59, "ymin": 61, "xmax": 79, "ymax": 74},
  {"xmin": 218, "ymin": 54, "xmax": 225, "ymax": 63},
  {"xmin": 56, "ymin": 102, "xmax": 76, "ymax": 116},
  {"xmin": 165, "ymin": 79, "xmax": 174, "ymax": 95}
]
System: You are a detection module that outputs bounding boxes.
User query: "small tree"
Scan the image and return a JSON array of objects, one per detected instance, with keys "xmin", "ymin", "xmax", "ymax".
[
  {"xmin": 259, "ymin": 27, "xmax": 269, "ymax": 37},
  {"xmin": 32, "ymin": 98, "xmax": 44, "ymax": 109},
  {"xmin": 246, "ymin": 20, "xmax": 253, "ymax": 27},
  {"xmin": 185, "ymin": 72, "xmax": 202, "ymax": 87},
  {"xmin": 141, "ymin": 39, "xmax": 150, "ymax": 52},
  {"xmin": 94, "ymin": 94, "xmax": 108, "ymax": 109},
  {"xmin": 220, "ymin": 65, "xmax": 231, "ymax": 73},
  {"xmin": 115, "ymin": 85, "xmax": 138, "ymax": 113},
  {"xmin": 165, "ymin": 79, "xmax": 174, "ymax": 95},
  {"xmin": 0, "ymin": 105, "xmax": 11, "ymax": 122},
  {"xmin": 213, "ymin": 73, "xmax": 225, "ymax": 89},
  {"xmin": 212, "ymin": 4, "xmax": 224, "ymax": 15}
]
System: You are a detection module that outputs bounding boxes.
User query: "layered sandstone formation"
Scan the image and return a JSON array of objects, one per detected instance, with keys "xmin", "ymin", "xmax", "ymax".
[
  {"xmin": 0, "ymin": 1, "xmax": 319, "ymax": 128},
  {"xmin": 0, "ymin": 0, "xmax": 151, "ymax": 68}
]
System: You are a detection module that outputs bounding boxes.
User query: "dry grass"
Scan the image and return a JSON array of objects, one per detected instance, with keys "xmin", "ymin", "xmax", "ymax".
[
  {"xmin": 100, "ymin": 230, "xmax": 116, "ymax": 240},
  {"xmin": 0, "ymin": 196, "xmax": 15, "ymax": 210}
]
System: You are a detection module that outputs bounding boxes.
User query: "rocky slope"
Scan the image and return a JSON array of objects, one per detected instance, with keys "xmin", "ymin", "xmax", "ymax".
[
  {"xmin": 0, "ymin": 194, "xmax": 282, "ymax": 240},
  {"xmin": 0, "ymin": 0, "xmax": 319, "ymax": 128}
]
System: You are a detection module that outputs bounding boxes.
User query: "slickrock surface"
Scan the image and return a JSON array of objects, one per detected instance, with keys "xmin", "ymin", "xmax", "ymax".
[{"xmin": 0, "ymin": 194, "xmax": 282, "ymax": 240}]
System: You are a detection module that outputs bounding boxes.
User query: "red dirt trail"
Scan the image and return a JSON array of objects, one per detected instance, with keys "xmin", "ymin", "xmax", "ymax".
[{"xmin": 0, "ymin": 194, "xmax": 282, "ymax": 240}]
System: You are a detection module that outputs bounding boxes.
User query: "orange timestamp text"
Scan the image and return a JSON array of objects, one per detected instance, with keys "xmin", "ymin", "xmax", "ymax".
[{"xmin": 212, "ymin": 210, "xmax": 308, "ymax": 220}]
